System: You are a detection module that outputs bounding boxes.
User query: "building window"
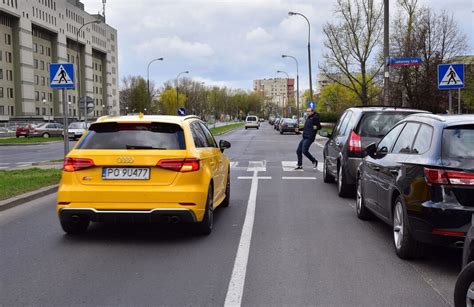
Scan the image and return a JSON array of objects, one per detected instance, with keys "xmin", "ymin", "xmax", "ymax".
[
  {"xmin": 0, "ymin": 106, "xmax": 4, "ymax": 115},
  {"xmin": 40, "ymin": 60, "xmax": 44, "ymax": 70},
  {"xmin": 34, "ymin": 59, "xmax": 38, "ymax": 69},
  {"xmin": 36, "ymin": 107, "xmax": 40, "ymax": 115},
  {"xmin": 42, "ymin": 92, "xmax": 46, "ymax": 100},
  {"xmin": 0, "ymin": 69, "xmax": 2, "ymax": 80},
  {"xmin": 35, "ymin": 91, "xmax": 39, "ymax": 101},
  {"xmin": 7, "ymin": 70, "xmax": 12, "ymax": 81},
  {"xmin": 33, "ymin": 43, "xmax": 38, "ymax": 53},
  {"xmin": 47, "ymin": 47, "xmax": 51, "ymax": 56},
  {"xmin": 8, "ymin": 88, "xmax": 13, "ymax": 98},
  {"xmin": 35, "ymin": 75, "xmax": 39, "ymax": 84},
  {"xmin": 6, "ymin": 52, "xmax": 12, "ymax": 63},
  {"xmin": 48, "ymin": 93, "xmax": 53, "ymax": 101},
  {"xmin": 41, "ymin": 76, "xmax": 45, "ymax": 86},
  {"xmin": 0, "ymin": 87, "xmax": 3, "ymax": 98},
  {"xmin": 40, "ymin": 45, "xmax": 44, "ymax": 54},
  {"xmin": 5, "ymin": 34, "xmax": 11, "ymax": 45},
  {"xmin": 42, "ymin": 108, "xmax": 46, "ymax": 115},
  {"xmin": 0, "ymin": 51, "xmax": 2, "ymax": 61}
]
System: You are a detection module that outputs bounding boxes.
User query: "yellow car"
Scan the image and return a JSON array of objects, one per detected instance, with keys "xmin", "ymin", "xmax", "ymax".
[{"xmin": 57, "ymin": 115, "xmax": 231, "ymax": 235}]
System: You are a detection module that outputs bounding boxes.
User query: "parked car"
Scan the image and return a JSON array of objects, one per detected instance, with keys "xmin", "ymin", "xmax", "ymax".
[
  {"xmin": 269, "ymin": 117, "xmax": 275, "ymax": 125},
  {"xmin": 259, "ymin": 118, "xmax": 265, "ymax": 123},
  {"xmin": 274, "ymin": 118, "xmax": 281, "ymax": 130},
  {"xmin": 322, "ymin": 107, "xmax": 428, "ymax": 197},
  {"xmin": 279, "ymin": 118, "xmax": 298, "ymax": 134},
  {"xmin": 245, "ymin": 115, "xmax": 260, "ymax": 129},
  {"xmin": 16, "ymin": 123, "xmax": 38, "ymax": 138},
  {"xmin": 30, "ymin": 122, "xmax": 64, "ymax": 138},
  {"xmin": 356, "ymin": 114, "xmax": 474, "ymax": 259},
  {"xmin": 66, "ymin": 122, "xmax": 90, "ymax": 140},
  {"xmin": 57, "ymin": 115, "xmax": 231, "ymax": 236},
  {"xmin": 454, "ymin": 214, "xmax": 474, "ymax": 307}
]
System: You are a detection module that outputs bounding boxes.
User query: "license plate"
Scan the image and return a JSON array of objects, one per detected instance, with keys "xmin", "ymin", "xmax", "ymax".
[{"xmin": 102, "ymin": 168, "xmax": 150, "ymax": 180}]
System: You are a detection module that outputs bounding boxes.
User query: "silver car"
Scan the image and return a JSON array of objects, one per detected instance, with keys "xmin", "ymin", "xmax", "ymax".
[{"xmin": 67, "ymin": 122, "xmax": 90, "ymax": 140}]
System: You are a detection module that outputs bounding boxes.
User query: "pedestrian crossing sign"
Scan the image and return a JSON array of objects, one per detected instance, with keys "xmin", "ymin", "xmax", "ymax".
[
  {"xmin": 49, "ymin": 63, "xmax": 75, "ymax": 88},
  {"xmin": 438, "ymin": 64, "xmax": 464, "ymax": 90}
]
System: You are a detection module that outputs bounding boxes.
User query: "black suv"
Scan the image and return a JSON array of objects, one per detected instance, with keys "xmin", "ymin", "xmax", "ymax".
[
  {"xmin": 322, "ymin": 107, "xmax": 428, "ymax": 197},
  {"xmin": 356, "ymin": 114, "xmax": 474, "ymax": 259}
]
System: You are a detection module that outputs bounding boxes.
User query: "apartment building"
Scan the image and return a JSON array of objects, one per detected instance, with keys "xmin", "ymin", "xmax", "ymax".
[
  {"xmin": 253, "ymin": 78, "xmax": 295, "ymax": 107},
  {"xmin": 0, "ymin": 0, "xmax": 119, "ymax": 122}
]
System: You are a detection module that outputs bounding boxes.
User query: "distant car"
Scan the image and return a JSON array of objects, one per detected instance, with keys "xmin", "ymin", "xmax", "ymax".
[
  {"xmin": 67, "ymin": 122, "xmax": 90, "ymax": 140},
  {"xmin": 269, "ymin": 117, "xmax": 275, "ymax": 125},
  {"xmin": 278, "ymin": 118, "xmax": 298, "ymax": 134},
  {"xmin": 245, "ymin": 116, "xmax": 259, "ymax": 129},
  {"xmin": 16, "ymin": 123, "xmax": 38, "ymax": 138},
  {"xmin": 259, "ymin": 118, "xmax": 265, "ymax": 123},
  {"xmin": 356, "ymin": 114, "xmax": 474, "ymax": 259},
  {"xmin": 30, "ymin": 122, "xmax": 64, "ymax": 138},
  {"xmin": 454, "ymin": 214, "xmax": 474, "ymax": 307},
  {"xmin": 322, "ymin": 107, "xmax": 429, "ymax": 197},
  {"xmin": 57, "ymin": 115, "xmax": 231, "ymax": 236}
]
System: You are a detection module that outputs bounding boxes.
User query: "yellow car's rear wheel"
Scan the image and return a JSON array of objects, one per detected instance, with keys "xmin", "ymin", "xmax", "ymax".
[
  {"xmin": 60, "ymin": 216, "xmax": 89, "ymax": 235},
  {"xmin": 196, "ymin": 185, "xmax": 214, "ymax": 235}
]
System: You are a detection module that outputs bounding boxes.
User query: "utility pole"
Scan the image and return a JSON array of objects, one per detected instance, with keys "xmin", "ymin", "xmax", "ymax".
[{"xmin": 383, "ymin": 0, "xmax": 390, "ymax": 106}]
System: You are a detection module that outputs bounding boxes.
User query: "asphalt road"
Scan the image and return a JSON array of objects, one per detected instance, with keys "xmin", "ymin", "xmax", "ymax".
[{"xmin": 0, "ymin": 123, "xmax": 461, "ymax": 306}]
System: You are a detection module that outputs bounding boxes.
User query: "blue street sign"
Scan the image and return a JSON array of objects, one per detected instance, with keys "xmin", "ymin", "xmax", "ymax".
[
  {"xmin": 307, "ymin": 101, "xmax": 316, "ymax": 109},
  {"xmin": 177, "ymin": 107, "xmax": 186, "ymax": 116},
  {"xmin": 389, "ymin": 57, "xmax": 423, "ymax": 67},
  {"xmin": 438, "ymin": 64, "xmax": 464, "ymax": 90},
  {"xmin": 49, "ymin": 63, "xmax": 75, "ymax": 88}
]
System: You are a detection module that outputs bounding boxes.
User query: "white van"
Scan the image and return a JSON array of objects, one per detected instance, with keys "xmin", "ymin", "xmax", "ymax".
[{"xmin": 245, "ymin": 116, "xmax": 260, "ymax": 129}]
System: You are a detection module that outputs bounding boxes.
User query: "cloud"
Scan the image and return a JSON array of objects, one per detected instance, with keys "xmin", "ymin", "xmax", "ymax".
[
  {"xmin": 133, "ymin": 36, "xmax": 215, "ymax": 58},
  {"xmin": 246, "ymin": 27, "xmax": 273, "ymax": 42}
]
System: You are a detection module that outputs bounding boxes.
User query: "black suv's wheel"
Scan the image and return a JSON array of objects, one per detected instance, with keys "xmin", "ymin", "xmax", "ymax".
[
  {"xmin": 60, "ymin": 217, "xmax": 89, "ymax": 235},
  {"xmin": 356, "ymin": 176, "xmax": 372, "ymax": 220},
  {"xmin": 392, "ymin": 196, "xmax": 424, "ymax": 259},
  {"xmin": 323, "ymin": 157, "xmax": 335, "ymax": 183},
  {"xmin": 196, "ymin": 185, "xmax": 214, "ymax": 235},
  {"xmin": 454, "ymin": 262, "xmax": 474, "ymax": 307},
  {"xmin": 337, "ymin": 164, "xmax": 351, "ymax": 197},
  {"xmin": 221, "ymin": 174, "xmax": 230, "ymax": 207}
]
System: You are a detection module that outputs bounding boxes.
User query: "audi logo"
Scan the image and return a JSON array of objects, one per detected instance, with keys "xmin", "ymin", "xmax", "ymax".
[{"xmin": 117, "ymin": 156, "xmax": 134, "ymax": 164}]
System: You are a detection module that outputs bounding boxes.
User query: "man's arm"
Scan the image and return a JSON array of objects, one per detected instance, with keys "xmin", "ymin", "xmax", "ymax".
[{"xmin": 312, "ymin": 113, "xmax": 322, "ymax": 130}]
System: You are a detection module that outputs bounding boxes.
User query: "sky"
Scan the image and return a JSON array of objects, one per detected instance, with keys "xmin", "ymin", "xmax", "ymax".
[{"xmin": 81, "ymin": 0, "xmax": 473, "ymax": 91}]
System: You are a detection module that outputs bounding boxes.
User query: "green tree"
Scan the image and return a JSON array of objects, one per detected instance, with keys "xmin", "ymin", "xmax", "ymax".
[
  {"xmin": 158, "ymin": 88, "xmax": 187, "ymax": 115},
  {"xmin": 129, "ymin": 77, "xmax": 149, "ymax": 113}
]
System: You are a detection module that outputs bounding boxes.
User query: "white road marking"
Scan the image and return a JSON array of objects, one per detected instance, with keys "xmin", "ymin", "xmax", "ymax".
[
  {"xmin": 224, "ymin": 170, "xmax": 260, "ymax": 307},
  {"xmin": 281, "ymin": 161, "xmax": 298, "ymax": 172},
  {"xmin": 238, "ymin": 176, "xmax": 271, "ymax": 180},
  {"xmin": 317, "ymin": 162, "xmax": 324, "ymax": 173},
  {"xmin": 282, "ymin": 177, "xmax": 317, "ymax": 180},
  {"xmin": 0, "ymin": 166, "xmax": 8, "ymax": 169},
  {"xmin": 230, "ymin": 161, "xmax": 239, "ymax": 169},
  {"xmin": 16, "ymin": 162, "xmax": 35, "ymax": 164},
  {"xmin": 247, "ymin": 161, "xmax": 266, "ymax": 172}
]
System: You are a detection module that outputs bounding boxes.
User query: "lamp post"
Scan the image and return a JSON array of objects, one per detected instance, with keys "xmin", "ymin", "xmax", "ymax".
[
  {"xmin": 277, "ymin": 70, "xmax": 290, "ymax": 117},
  {"xmin": 176, "ymin": 71, "xmax": 189, "ymax": 114},
  {"xmin": 76, "ymin": 19, "xmax": 101, "ymax": 125},
  {"xmin": 288, "ymin": 11, "xmax": 313, "ymax": 102},
  {"xmin": 282, "ymin": 54, "xmax": 300, "ymax": 127},
  {"xmin": 146, "ymin": 57, "xmax": 164, "ymax": 107}
]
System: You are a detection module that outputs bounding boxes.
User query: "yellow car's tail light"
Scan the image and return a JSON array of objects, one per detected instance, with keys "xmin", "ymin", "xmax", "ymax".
[
  {"xmin": 157, "ymin": 158, "xmax": 200, "ymax": 172},
  {"xmin": 63, "ymin": 158, "xmax": 95, "ymax": 172}
]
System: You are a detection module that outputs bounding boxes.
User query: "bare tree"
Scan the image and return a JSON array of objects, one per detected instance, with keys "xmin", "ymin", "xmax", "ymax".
[
  {"xmin": 390, "ymin": 1, "xmax": 467, "ymax": 111},
  {"xmin": 320, "ymin": 0, "xmax": 383, "ymax": 106}
]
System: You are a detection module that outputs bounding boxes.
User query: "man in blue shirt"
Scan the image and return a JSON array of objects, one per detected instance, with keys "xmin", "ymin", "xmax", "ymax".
[{"xmin": 295, "ymin": 108, "xmax": 322, "ymax": 170}]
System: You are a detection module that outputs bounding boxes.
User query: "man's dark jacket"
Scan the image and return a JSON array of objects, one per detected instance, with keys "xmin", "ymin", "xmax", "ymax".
[{"xmin": 302, "ymin": 112, "xmax": 322, "ymax": 140}]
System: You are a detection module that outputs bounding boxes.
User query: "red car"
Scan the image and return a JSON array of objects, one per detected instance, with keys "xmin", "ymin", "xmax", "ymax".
[{"xmin": 16, "ymin": 123, "xmax": 38, "ymax": 138}]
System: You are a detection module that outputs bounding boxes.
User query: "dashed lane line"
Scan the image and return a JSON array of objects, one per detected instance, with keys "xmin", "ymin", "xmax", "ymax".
[{"xmin": 282, "ymin": 177, "xmax": 317, "ymax": 180}]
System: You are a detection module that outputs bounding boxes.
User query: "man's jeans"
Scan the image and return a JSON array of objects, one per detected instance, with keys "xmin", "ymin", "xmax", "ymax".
[{"xmin": 296, "ymin": 138, "xmax": 316, "ymax": 166}]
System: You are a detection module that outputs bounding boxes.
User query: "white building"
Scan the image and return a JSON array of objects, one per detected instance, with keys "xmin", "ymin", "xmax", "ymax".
[
  {"xmin": 0, "ymin": 0, "xmax": 119, "ymax": 122},
  {"xmin": 253, "ymin": 78, "xmax": 295, "ymax": 108}
]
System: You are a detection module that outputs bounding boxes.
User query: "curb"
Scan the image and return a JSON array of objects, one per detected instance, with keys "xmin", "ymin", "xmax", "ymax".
[
  {"xmin": 0, "ymin": 141, "xmax": 62, "ymax": 146},
  {"xmin": 0, "ymin": 184, "xmax": 58, "ymax": 212},
  {"xmin": 213, "ymin": 124, "xmax": 244, "ymax": 136}
]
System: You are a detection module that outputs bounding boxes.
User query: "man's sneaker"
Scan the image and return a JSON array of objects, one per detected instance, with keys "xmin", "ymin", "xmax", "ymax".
[
  {"xmin": 313, "ymin": 161, "xmax": 318, "ymax": 170},
  {"xmin": 294, "ymin": 165, "xmax": 303, "ymax": 170}
]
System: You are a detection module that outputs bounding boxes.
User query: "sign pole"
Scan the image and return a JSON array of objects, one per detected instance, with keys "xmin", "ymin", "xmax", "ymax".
[
  {"xmin": 448, "ymin": 90, "xmax": 452, "ymax": 114},
  {"xmin": 62, "ymin": 88, "xmax": 69, "ymax": 157},
  {"xmin": 458, "ymin": 88, "xmax": 461, "ymax": 114}
]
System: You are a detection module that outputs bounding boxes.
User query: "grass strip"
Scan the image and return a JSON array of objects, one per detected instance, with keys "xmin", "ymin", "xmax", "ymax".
[
  {"xmin": 0, "ymin": 137, "xmax": 63, "ymax": 144},
  {"xmin": 0, "ymin": 168, "xmax": 62, "ymax": 201},
  {"xmin": 210, "ymin": 122, "xmax": 245, "ymax": 135}
]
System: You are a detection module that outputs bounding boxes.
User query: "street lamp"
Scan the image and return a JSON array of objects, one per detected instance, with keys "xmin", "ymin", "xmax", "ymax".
[
  {"xmin": 76, "ymin": 19, "xmax": 101, "ymax": 125},
  {"xmin": 176, "ymin": 71, "xmax": 189, "ymax": 113},
  {"xmin": 277, "ymin": 70, "xmax": 290, "ymax": 117},
  {"xmin": 288, "ymin": 11, "xmax": 313, "ymax": 102},
  {"xmin": 282, "ymin": 54, "xmax": 300, "ymax": 127},
  {"xmin": 146, "ymin": 57, "xmax": 164, "ymax": 106}
]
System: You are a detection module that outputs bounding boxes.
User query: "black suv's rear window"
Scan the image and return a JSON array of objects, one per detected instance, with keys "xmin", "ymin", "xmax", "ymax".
[
  {"xmin": 442, "ymin": 125, "xmax": 474, "ymax": 159},
  {"xmin": 357, "ymin": 112, "xmax": 414, "ymax": 138},
  {"xmin": 77, "ymin": 122, "xmax": 186, "ymax": 150}
]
